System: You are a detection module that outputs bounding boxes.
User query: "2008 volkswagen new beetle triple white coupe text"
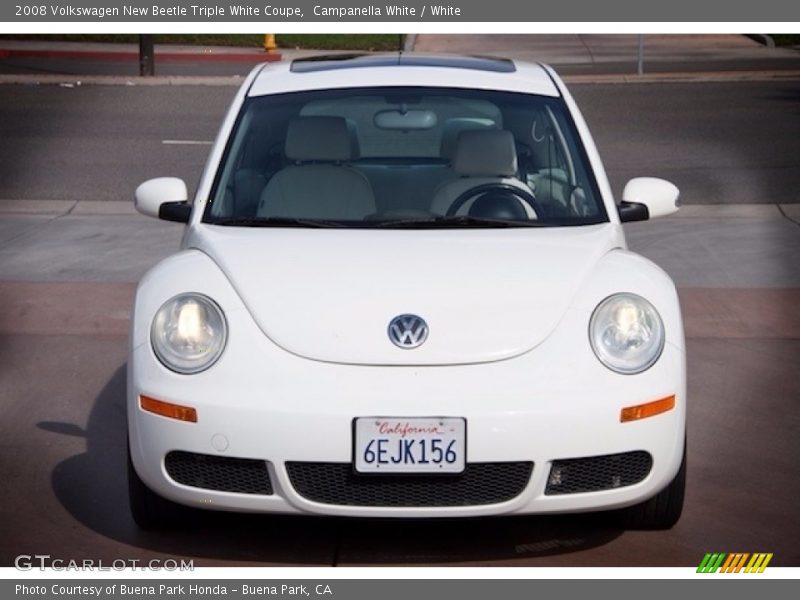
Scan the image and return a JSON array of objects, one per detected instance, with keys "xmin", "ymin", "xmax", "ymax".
[{"xmin": 129, "ymin": 54, "xmax": 686, "ymax": 530}]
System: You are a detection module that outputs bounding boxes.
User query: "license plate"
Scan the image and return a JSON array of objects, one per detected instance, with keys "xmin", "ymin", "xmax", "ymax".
[{"xmin": 353, "ymin": 417, "xmax": 466, "ymax": 474}]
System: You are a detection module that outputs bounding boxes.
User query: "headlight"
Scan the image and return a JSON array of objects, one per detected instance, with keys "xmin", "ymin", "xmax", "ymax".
[
  {"xmin": 589, "ymin": 293, "xmax": 664, "ymax": 374},
  {"xmin": 151, "ymin": 293, "xmax": 227, "ymax": 374}
]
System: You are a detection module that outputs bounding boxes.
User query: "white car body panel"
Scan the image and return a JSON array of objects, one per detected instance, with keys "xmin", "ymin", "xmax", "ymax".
[
  {"xmin": 184, "ymin": 224, "xmax": 623, "ymax": 365},
  {"xmin": 129, "ymin": 57, "xmax": 686, "ymax": 519},
  {"xmin": 129, "ymin": 239, "xmax": 685, "ymax": 517},
  {"xmin": 247, "ymin": 61, "xmax": 561, "ymax": 98}
]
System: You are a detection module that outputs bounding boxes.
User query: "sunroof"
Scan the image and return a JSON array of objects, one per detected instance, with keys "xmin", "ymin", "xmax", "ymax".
[{"xmin": 290, "ymin": 54, "xmax": 516, "ymax": 74}]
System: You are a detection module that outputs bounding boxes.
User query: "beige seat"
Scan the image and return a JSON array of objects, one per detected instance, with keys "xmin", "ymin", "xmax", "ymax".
[
  {"xmin": 430, "ymin": 129, "xmax": 536, "ymax": 218},
  {"xmin": 257, "ymin": 116, "xmax": 375, "ymax": 220},
  {"xmin": 439, "ymin": 117, "xmax": 499, "ymax": 161}
]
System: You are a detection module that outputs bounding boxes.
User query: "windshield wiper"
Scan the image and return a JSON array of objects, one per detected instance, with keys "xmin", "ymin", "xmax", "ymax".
[
  {"xmin": 210, "ymin": 216, "xmax": 345, "ymax": 228},
  {"xmin": 210, "ymin": 215, "xmax": 549, "ymax": 229},
  {"xmin": 372, "ymin": 215, "xmax": 548, "ymax": 229}
]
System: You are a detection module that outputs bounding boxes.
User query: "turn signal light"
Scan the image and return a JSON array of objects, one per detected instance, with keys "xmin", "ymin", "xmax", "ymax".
[
  {"xmin": 140, "ymin": 395, "xmax": 197, "ymax": 423},
  {"xmin": 620, "ymin": 395, "xmax": 675, "ymax": 423}
]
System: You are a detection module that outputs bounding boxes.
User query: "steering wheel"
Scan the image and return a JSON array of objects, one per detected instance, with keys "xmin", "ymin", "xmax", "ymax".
[{"xmin": 446, "ymin": 183, "xmax": 541, "ymax": 219}]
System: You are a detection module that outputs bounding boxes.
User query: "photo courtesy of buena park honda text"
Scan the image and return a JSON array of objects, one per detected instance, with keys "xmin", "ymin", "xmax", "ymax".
[{"xmin": 0, "ymin": 0, "xmax": 798, "ymax": 596}]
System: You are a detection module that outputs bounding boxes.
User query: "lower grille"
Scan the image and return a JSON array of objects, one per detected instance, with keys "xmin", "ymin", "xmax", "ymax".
[
  {"xmin": 545, "ymin": 451, "xmax": 652, "ymax": 495},
  {"xmin": 165, "ymin": 451, "xmax": 273, "ymax": 495},
  {"xmin": 286, "ymin": 462, "xmax": 533, "ymax": 507}
]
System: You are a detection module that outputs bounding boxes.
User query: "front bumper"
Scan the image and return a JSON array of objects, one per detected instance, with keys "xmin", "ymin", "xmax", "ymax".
[{"xmin": 128, "ymin": 302, "xmax": 686, "ymax": 518}]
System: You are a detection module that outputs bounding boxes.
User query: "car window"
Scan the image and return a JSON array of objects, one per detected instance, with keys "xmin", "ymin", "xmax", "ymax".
[
  {"xmin": 205, "ymin": 87, "xmax": 607, "ymax": 228},
  {"xmin": 300, "ymin": 95, "xmax": 502, "ymax": 158}
]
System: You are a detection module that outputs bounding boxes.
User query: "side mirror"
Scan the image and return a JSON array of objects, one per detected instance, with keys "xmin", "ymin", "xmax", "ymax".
[
  {"xmin": 618, "ymin": 177, "xmax": 680, "ymax": 223},
  {"xmin": 134, "ymin": 177, "xmax": 191, "ymax": 223}
]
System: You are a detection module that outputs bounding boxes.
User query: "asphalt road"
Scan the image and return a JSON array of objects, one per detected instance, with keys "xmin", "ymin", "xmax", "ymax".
[
  {"xmin": 0, "ymin": 81, "xmax": 798, "ymax": 205},
  {"xmin": 0, "ymin": 80, "xmax": 799, "ymax": 568}
]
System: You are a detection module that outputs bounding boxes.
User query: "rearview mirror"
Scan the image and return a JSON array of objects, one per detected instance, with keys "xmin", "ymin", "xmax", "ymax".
[
  {"xmin": 374, "ymin": 109, "xmax": 438, "ymax": 131},
  {"xmin": 134, "ymin": 177, "xmax": 191, "ymax": 223},
  {"xmin": 619, "ymin": 177, "xmax": 680, "ymax": 222}
]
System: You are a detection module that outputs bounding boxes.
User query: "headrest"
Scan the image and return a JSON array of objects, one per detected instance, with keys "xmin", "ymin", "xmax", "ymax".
[
  {"xmin": 285, "ymin": 116, "xmax": 353, "ymax": 162},
  {"xmin": 440, "ymin": 118, "xmax": 498, "ymax": 159},
  {"xmin": 452, "ymin": 129, "xmax": 517, "ymax": 177}
]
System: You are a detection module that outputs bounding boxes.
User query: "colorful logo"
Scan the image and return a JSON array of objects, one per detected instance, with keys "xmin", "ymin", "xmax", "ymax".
[{"xmin": 697, "ymin": 553, "xmax": 773, "ymax": 573}]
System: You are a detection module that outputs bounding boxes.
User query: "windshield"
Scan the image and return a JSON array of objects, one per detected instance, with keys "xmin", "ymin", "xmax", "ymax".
[{"xmin": 204, "ymin": 87, "xmax": 607, "ymax": 228}]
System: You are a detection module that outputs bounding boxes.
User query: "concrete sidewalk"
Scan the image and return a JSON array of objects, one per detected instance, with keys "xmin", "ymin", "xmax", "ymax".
[
  {"xmin": 413, "ymin": 34, "xmax": 800, "ymax": 75},
  {"xmin": 413, "ymin": 34, "xmax": 795, "ymax": 62}
]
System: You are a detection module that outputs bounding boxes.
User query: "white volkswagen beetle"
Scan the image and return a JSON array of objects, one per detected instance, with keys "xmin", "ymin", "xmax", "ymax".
[{"xmin": 129, "ymin": 54, "xmax": 685, "ymax": 530}]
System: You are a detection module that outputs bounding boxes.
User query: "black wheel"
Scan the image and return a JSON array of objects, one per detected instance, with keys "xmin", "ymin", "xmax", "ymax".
[
  {"xmin": 127, "ymin": 442, "xmax": 186, "ymax": 530},
  {"xmin": 623, "ymin": 441, "xmax": 686, "ymax": 530},
  {"xmin": 447, "ymin": 183, "xmax": 541, "ymax": 219}
]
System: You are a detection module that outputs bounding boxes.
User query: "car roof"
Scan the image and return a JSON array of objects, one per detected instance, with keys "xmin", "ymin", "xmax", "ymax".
[{"xmin": 246, "ymin": 54, "xmax": 561, "ymax": 98}]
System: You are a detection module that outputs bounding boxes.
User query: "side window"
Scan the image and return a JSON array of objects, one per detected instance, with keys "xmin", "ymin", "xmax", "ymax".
[
  {"xmin": 522, "ymin": 107, "xmax": 598, "ymax": 219},
  {"xmin": 210, "ymin": 105, "xmax": 291, "ymax": 218}
]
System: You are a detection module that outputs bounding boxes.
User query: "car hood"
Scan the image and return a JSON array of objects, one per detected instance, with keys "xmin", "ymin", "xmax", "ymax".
[{"xmin": 189, "ymin": 225, "xmax": 621, "ymax": 366}]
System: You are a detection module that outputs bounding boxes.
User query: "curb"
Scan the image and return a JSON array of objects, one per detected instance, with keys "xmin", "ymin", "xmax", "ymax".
[
  {"xmin": 0, "ymin": 200, "xmax": 139, "ymax": 216},
  {"xmin": 562, "ymin": 69, "xmax": 800, "ymax": 85},
  {"xmin": 0, "ymin": 47, "xmax": 281, "ymax": 63},
  {"xmin": 745, "ymin": 34, "xmax": 776, "ymax": 48},
  {"xmin": 2, "ymin": 70, "xmax": 800, "ymax": 88},
  {"xmin": 0, "ymin": 74, "xmax": 245, "ymax": 86}
]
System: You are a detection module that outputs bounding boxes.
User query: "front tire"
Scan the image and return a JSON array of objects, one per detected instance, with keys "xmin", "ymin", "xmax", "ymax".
[
  {"xmin": 623, "ymin": 441, "xmax": 686, "ymax": 530},
  {"xmin": 127, "ymin": 442, "xmax": 185, "ymax": 530}
]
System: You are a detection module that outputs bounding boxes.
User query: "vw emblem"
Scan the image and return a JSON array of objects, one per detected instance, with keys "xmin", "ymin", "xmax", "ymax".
[{"xmin": 388, "ymin": 314, "xmax": 429, "ymax": 349}]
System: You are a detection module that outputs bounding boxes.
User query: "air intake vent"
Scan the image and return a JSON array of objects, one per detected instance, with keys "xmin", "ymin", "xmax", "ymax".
[
  {"xmin": 165, "ymin": 451, "xmax": 273, "ymax": 495},
  {"xmin": 286, "ymin": 461, "xmax": 532, "ymax": 507},
  {"xmin": 545, "ymin": 451, "xmax": 652, "ymax": 495}
]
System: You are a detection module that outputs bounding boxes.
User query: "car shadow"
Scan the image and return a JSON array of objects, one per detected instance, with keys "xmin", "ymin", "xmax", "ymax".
[{"xmin": 44, "ymin": 364, "xmax": 624, "ymax": 565}]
